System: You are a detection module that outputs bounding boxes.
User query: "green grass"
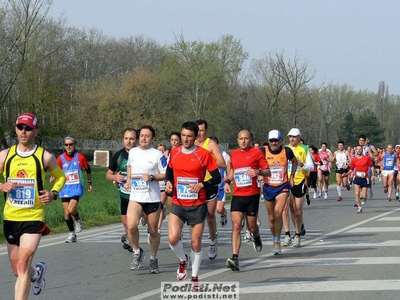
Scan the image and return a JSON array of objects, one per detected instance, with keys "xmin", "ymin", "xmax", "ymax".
[{"xmin": 0, "ymin": 166, "xmax": 122, "ymax": 242}]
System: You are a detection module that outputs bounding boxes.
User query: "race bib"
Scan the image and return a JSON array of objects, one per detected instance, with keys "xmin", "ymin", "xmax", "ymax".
[
  {"xmin": 7, "ymin": 178, "xmax": 36, "ymax": 208},
  {"xmin": 234, "ymin": 167, "xmax": 252, "ymax": 187},
  {"xmin": 177, "ymin": 177, "xmax": 198, "ymax": 200},
  {"xmin": 131, "ymin": 174, "xmax": 149, "ymax": 192},
  {"xmin": 356, "ymin": 171, "xmax": 366, "ymax": 178},
  {"xmin": 386, "ymin": 158, "xmax": 394, "ymax": 167},
  {"xmin": 65, "ymin": 170, "xmax": 80, "ymax": 185},
  {"xmin": 269, "ymin": 167, "xmax": 284, "ymax": 184}
]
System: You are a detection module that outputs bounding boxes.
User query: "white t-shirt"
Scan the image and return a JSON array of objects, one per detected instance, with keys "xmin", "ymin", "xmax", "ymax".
[{"xmin": 127, "ymin": 147, "xmax": 165, "ymax": 203}]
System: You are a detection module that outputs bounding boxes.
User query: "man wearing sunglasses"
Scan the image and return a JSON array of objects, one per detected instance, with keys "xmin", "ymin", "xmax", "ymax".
[
  {"xmin": 0, "ymin": 112, "xmax": 66, "ymax": 299},
  {"xmin": 53, "ymin": 136, "xmax": 93, "ymax": 243},
  {"xmin": 261, "ymin": 130, "xmax": 297, "ymax": 255}
]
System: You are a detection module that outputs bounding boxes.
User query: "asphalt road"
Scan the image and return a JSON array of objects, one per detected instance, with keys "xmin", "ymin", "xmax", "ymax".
[{"xmin": 1, "ymin": 181, "xmax": 400, "ymax": 300}]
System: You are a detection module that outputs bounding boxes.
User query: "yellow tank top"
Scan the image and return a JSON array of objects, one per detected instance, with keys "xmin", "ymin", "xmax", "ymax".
[
  {"xmin": 3, "ymin": 145, "xmax": 46, "ymax": 221},
  {"xmin": 199, "ymin": 138, "xmax": 214, "ymax": 181},
  {"xmin": 287, "ymin": 143, "xmax": 309, "ymax": 185}
]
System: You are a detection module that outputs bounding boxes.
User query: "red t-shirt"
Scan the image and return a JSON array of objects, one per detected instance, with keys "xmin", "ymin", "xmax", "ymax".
[
  {"xmin": 312, "ymin": 153, "xmax": 321, "ymax": 172},
  {"xmin": 230, "ymin": 147, "xmax": 269, "ymax": 196},
  {"xmin": 168, "ymin": 145, "xmax": 218, "ymax": 206},
  {"xmin": 350, "ymin": 155, "xmax": 373, "ymax": 173}
]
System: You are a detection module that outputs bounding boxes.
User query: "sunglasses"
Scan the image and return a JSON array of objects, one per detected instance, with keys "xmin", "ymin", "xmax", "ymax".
[
  {"xmin": 64, "ymin": 143, "xmax": 75, "ymax": 147},
  {"xmin": 16, "ymin": 124, "xmax": 34, "ymax": 131},
  {"xmin": 269, "ymin": 139, "xmax": 279, "ymax": 143}
]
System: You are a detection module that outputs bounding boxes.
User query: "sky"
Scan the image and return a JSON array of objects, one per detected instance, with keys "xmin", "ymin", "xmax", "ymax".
[{"xmin": 49, "ymin": 0, "xmax": 400, "ymax": 95}]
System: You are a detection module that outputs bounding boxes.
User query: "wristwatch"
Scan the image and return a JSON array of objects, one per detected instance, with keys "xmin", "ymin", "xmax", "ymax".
[
  {"xmin": 150, "ymin": 175, "xmax": 155, "ymax": 181},
  {"xmin": 52, "ymin": 191, "xmax": 59, "ymax": 200}
]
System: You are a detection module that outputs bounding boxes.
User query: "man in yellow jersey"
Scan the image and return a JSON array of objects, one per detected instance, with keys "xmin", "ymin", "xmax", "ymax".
[
  {"xmin": 0, "ymin": 112, "xmax": 66, "ymax": 300},
  {"xmin": 282, "ymin": 128, "xmax": 314, "ymax": 247},
  {"xmin": 194, "ymin": 119, "xmax": 225, "ymax": 260}
]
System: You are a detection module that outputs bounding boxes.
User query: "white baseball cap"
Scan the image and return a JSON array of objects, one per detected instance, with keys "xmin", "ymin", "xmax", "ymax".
[
  {"xmin": 287, "ymin": 128, "xmax": 301, "ymax": 136},
  {"xmin": 268, "ymin": 130, "xmax": 282, "ymax": 140}
]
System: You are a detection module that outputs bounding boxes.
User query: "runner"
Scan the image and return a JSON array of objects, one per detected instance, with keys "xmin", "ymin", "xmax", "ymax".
[
  {"xmin": 380, "ymin": 144, "xmax": 397, "ymax": 201},
  {"xmin": 333, "ymin": 140, "xmax": 351, "ymax": 201},
  {"xmin": 194, "ymin": 119, "xmax": 226, "ymax": 260},
  {"xmin": 317, "ymin": 142, "xmax": 333, "ymax": 199},
  {"xmin": 124, "ymin": 126, "xmax": 166, "ymax": 274},
  {"xmin": 106, "ymin": 128, "xmax": 137, "ymax": 251},
  {"xmin": 224, "ymin": 130, "xmax": 270, "ymax": 271},
  {"xmin": 262, "ymin": 130, "xmax": 296, "ymax": 255},
  {"xmin": 165, "ymin": 121, "xmax": 220, "ymax": 288},
  {"xmin": 53, "ymin": 136, "xmax": 93, "ymax": 243},
  {"xmin": 308, "ymin": 146, "xmax": 321, "ymax": 199},
  {"xmin": 349, "ymin": 144, "xmax": 374, "ymax": 213},
  {"xmin": 0, "ymin": 112, "xmax": 66, "ymax": 299},
  {"xmin": 282, "ymin": 128, "xmax": 314, "ymax": 247}
]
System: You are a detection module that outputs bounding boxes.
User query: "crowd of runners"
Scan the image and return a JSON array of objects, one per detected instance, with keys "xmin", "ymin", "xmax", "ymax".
[{"xmin": 2, "ymin": 112, "xmax": 398, "ymax": 298}]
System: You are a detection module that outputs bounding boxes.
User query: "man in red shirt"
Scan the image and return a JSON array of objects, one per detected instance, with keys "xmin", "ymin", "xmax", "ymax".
[
  {"xmin": 165, "ymin": 122, "xmax": 221, "ymax": 288},
  {"xmin": 349, "ymin": 145, "xmax": 374, "ymax": 213},
  {"xmin": 224, "ymin": 130, "xmax": 270, "ymax": 271}
]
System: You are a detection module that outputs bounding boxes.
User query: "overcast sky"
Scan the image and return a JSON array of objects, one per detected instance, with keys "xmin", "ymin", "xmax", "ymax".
[{"xmin": 49, "ymin": 0, "xmax": 400, "ymax": 95}]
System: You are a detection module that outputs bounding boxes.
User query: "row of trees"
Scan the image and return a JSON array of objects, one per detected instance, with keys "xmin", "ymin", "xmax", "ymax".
[{"xmin": 1, "ymin": 0, "xmax": 398, "ymax": 150}]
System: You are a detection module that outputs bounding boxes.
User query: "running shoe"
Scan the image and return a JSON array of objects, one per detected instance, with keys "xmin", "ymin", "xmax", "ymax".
[
  {"xmin": 75, "ymin": 218, "xmax": 82, "ymax": 233},
  {"xmin": 253, "ymin": 235, "xmax": 262, "ymax": 252},
  {"xmin": 149, "ymin": 258, "xmax": 159, "ymax": 274},
  {"xmin": 293, "ymin": 235, "xmax": 301, "ymax": 247},
  {"xmin": 282, "ymin": 235, "xmax": 292, "ymax": 247},
  {"xmin": 318, "ymin": 192, "xmax": 322, "ymax": 198},
  {"xmin": 361, "ymin": 198, "xmax": 366, "ymax": 206},
  {"xmin": 396, "ymin": 192, "xmax": 399, "ymax": 200},
  {"xmin": 226, "ymin": 257, "xmax": 240, "ymax": 271},
  {"xmin": 306, "ymin": 194, "xmax": 311, "ymax": 205},
  {"xmin": 208, "ymin": 243, "xmax": 218, "ymax": 260},
  {"xmin": 122, "ymin": 238, "xmax": 133, "ymax": 252},
  {"xmin": 337, "ymin": 196, "xmax": 343, "ymax": 201},
  {"xmin": 121, "ymin": 234, "xmax": 127, "ymax": 243},
  {"xmin": 177, "ymin": 255, "xmax": 189, "ymax": 280},
  {"xmin": 220, "ymin": 212, "xmax": 227, "ymax": 227},
  {"xmin": 241, "ymin": 216, "xmax": 245, "ymax": 229},
  {"xmin": 357, "ymin": 207, "xmax": 363, "ymax": 214},
  {"xmin": 353, "ymin": 203, "xmax": 358, "ymax": 207},
  {"xmin": 300, "ymin": 224, "xmax": 306, "ymax": 236},
  {"xmin": 32, "ymin": 262, "xmax": 46, "ymax": 295},
  {"xmin": 272, "ymin": 241, "xmax": 281, "ymax": 255},
  {"xmin": 346, "ymin": 184, "xmax": 351, "ymax": 191},
  {"xmin": 131, "ymin": 248, "xmax": 145, "ymax": 270},
  {"xmin": 384, "ymin": 186, "xmax": 388, "ymax": 194},
  {"xmin": 243, "ymin": 230, "xmax": 254, "ymax": 242},
  {"xmin": 65, "ymin": 232, "xmax": 77, "ymax": 243},
  {"xmin": 313, "ymin": 192, "xmax": 317, "ymax": 199},
  {"xmin": 191, "ymin": 276, "xmax": 200, "ymax": 291},
  {"xmin": 257, "ymin": 216, "xmax": 261, "ymax": 227},
  {"xmin": 140, "ymin": 217, "xmax": 147, "ymax": 226},
  {"xmin": 387, "ymin": 196, "xmax": 392, "ymax": 201},
  {"xmin": 324, "ymin": 191, "xmax": 328, "ymax": 199}
]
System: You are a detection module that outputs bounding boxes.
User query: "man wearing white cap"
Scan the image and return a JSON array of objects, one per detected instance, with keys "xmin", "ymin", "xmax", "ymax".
[
  {"xmin": 261, "ymin": 130, "xmax": 297, "ymax": 254},
  {"xmin": 282, "ymin": 128, "xmax": 314, "ymax": 247}
]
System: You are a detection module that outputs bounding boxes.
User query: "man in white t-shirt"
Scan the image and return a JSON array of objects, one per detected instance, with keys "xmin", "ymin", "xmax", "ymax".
[{"xmin": 125, "ymin": 126, "xmax": 166, "ymax": 274}]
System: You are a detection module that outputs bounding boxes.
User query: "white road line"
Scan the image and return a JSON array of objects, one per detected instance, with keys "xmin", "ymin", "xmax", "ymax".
[
  {"xmin": 126, "ymin": 207, "xmax": 400, "ymax": 300},
  {"xmin": 348, "ymin": 227, "xmax": 400, "ymax": 232},
  {"xmin": 239, "ymin": 280, "xmax": 400, "ymax": 293},
  {"xmin": 307, "ymin": 240, "xmax": 400, "ymax": 248},
  {"xmin": 377, "ymin": 217, "xmax": 400, "ymax": 221}
]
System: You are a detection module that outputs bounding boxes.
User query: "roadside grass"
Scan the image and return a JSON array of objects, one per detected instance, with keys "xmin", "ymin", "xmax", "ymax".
[{"xmin": 0, "ymin": 166, "xmax": 122, "ymax": 243}]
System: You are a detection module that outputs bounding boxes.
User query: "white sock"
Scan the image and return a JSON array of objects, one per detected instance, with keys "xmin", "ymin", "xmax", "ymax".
[
  {"xmin": 336, "ymin": 185, "xmax": 341, "ymax": 196},
  {"xmin": 191, "ymin": 250, "xmax": 202, "ymax": 277},
  {"xmin": 169, "ymin": 240, "xmax": 186, "ymax": 261}
]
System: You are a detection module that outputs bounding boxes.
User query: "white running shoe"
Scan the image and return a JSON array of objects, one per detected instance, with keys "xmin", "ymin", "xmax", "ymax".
[
  {"xmin": 324, "ymin": 191, "xmax": 328, "ymax": 199},
  {"xmin": 313, "ymin": 192, "xmax": 317, "ymax": 199},
  {"xmin": 75, "ymin": 218, "xmax": 82, "ymax": 233},
  {"xmin": 65, "ymin": 232, "xmax": 77, "ymax": 243},
  {"xmin": 220, "ymin": 212, "xmax": 227, "ymax": 227},
  {"xmin": 357, "ymin": 207, "xmax": 363, "ymax": 214},
  {"xmin": 208, "ymin": 243, "xmax": 218, "ymax": 260},
  {"xmin": 243, "ymin": 230, "xmax": 254, "ymax": 242},
  {"xmin": 177, "ymin": 255, "xmax": 188, "ymax": 280},
  {"xmin": 293, "ymin": 235, "xmax": 301, "ymax": 247},
  {"xmin": 32, "ymin": 262, "xmax": 47, "ymax": 295},
  {"xmin": 257, "ymin": 216, "xmax": 261, "ymax": 227},
  {"xmin": 282, "ymin": 235, "xmax": 292, "ymax": 247},
  {"xmin": 272, "ymin": 241, "xmax": 281, "ymax": 255},
  {"xmin": 131, "ymin": 248, "xmax": 145, "ymax": 270}
]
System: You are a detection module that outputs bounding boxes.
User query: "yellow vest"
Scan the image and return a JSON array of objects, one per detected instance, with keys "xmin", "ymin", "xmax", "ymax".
[
  {"xmin": 3, "ymin": 145, "xmax": 46, "ymax": 221},
  {"xmin": 198, "ymin": 138, "xmax": 213, "ymax": 181},
  {"xmin": 287, "ymin": 143, "xmax": 309, "ymax": 185}
]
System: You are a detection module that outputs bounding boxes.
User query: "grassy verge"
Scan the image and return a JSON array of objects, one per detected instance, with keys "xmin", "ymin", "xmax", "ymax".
[{"xmin": 0, "ymin": 166, "xmax": 122, "ymax": 242}]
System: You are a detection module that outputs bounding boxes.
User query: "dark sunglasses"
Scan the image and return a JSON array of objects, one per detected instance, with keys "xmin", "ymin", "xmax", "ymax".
[
  {"xmin": 16, "ymin": 124, "xmax": 34, "ymax": 131},
  {"xmin": 64, "ymin": 143, "xmax": 75, "ymax": 147},
  {"xmin": 269, "ymin": 139, "xmax": 279, "ymax": 143}
]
